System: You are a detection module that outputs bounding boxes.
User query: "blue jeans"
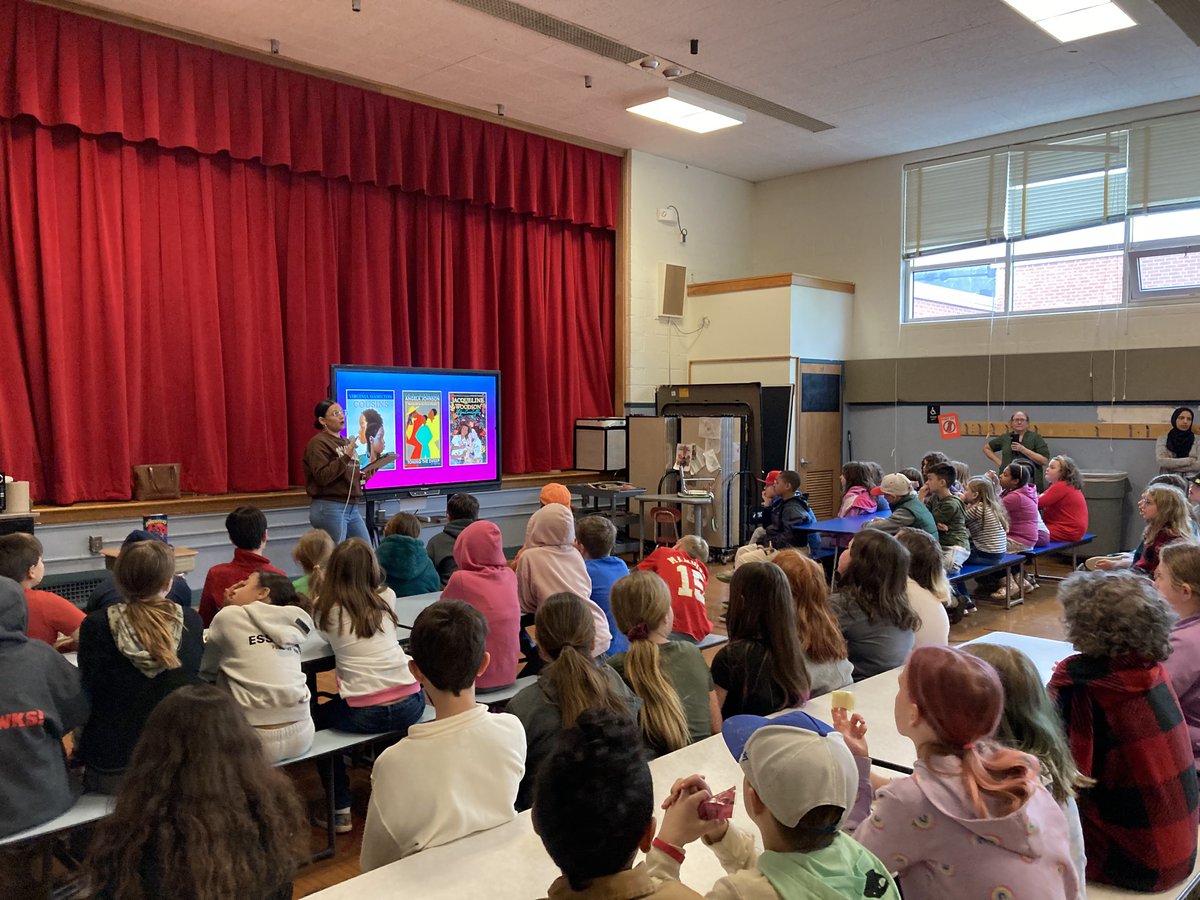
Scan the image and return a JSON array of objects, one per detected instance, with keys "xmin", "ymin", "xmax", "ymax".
[
  {"xmin": 309, "ymin": 498, "xmax": 371, "ymax": 545},
  {"xmin": 317, "ymin": 691, "xmax": 425, "ymax": 810},
  {"xmin": 965, "ymin": 547, "xmax": 1004, "ymax": 568},
  {"xmin": 955, "ymin": 548, "xmax": 1005, "ymax": 597}
]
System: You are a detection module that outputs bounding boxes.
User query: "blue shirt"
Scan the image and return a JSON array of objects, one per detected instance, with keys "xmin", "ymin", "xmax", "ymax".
[{"xmin": 585, "ymin": 556, "xmax": 631, "ymax": 655}]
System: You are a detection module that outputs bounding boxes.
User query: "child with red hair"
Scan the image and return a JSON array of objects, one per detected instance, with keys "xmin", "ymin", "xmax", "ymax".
[{"xmin": 835, "ymin": 645, "xmax": 1079, "ymax": 899}]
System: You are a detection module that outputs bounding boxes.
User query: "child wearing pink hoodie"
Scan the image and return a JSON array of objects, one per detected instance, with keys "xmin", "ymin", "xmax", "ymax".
[
  {"xmin": 836, "ymin": 645, "xmax": 1080, "ymax": 900},
  {"xmin": 515, "ymin": 504, "xmax": 611, "ymax": 658},
  {"xmin": 441, "ymin": 521, "xmax": 521, "ymax": 690},
  {"xmin": 998, "ymin": 463, "xmax": 1049, "ymax": 551}
]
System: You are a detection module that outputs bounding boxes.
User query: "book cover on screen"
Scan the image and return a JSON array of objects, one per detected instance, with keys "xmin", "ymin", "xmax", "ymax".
[
  {"xmin": 448, "ymin": 392, "xmax": 487, "ymax": 467},
  {"xmin": 345, "ymin": 390, "xmax": 397, "ymax": 473},
  {"xmin": 403, "ymin": 391, "xmax": 443, "ymax": 469}
]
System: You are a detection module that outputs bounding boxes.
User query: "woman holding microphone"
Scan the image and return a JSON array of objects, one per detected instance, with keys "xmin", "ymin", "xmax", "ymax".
[{"xmin": 303, "ymin": 400, "xmax": 370, "ymax": 543}]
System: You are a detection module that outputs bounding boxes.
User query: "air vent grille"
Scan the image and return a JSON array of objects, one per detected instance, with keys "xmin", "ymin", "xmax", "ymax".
[
  {"xmin": 447, "ymin": 0, "xmax": 834, "ymax": 133},
  {"xmin": 804, "ymin": 470, "xmax": 836, "ymax": 519},
  {"xmin": 675, "ymin": 74, "xmax": 834, "ymax": 133},
  {"xmin": 447, "ymin": 0, "xmax": 644, "ymax": 63}
]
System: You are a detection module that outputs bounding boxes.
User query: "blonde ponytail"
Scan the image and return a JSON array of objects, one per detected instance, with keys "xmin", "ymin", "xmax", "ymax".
[
  {"xmin": 113, "ymin": 541, "xmax": 182, "ymax": 669},
  {"xmin": 124, "ymin": 598, "xmax": 183, "ymax": 670},
  {"xmin": 611, "ymin": 572, "xmax": 691, "ymax": 753}
]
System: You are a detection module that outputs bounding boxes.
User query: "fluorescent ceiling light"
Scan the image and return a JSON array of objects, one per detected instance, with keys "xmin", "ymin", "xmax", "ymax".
[
  {"xmin": 1002, "ymin": 0, "xmax": 1101, "ymax": 19},
  {"xmin": 1038, "ymin": 4, "xmax": 1136, "ymax": 41},
  {"xmin": 626, "ymin": 88, "xmax": 744, "ymax": 134},
  {"xmin": 1000, "ymin": 0, "xmax": 1136, "ymax": 42}
]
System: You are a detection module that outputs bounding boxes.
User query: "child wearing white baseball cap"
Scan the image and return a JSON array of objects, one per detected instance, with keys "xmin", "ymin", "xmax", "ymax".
[{"xmin": 647, "ymin": 710, "xmax": 899, "ymax": 899}]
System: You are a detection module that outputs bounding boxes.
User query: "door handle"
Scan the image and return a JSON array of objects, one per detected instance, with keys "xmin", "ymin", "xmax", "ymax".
[{"xmin": 799, "ymin": 458, "xmax": 809, "ymax": 467}]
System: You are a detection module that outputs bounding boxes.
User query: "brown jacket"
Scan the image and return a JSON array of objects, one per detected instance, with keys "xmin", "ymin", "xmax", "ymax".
[
  {"xmin": 303, "ymin": 431, "xmax": 360, "ymax": 502},
  {"xmin": 544, "ymin": 862, "xmax": 701, "ymax": 900}
]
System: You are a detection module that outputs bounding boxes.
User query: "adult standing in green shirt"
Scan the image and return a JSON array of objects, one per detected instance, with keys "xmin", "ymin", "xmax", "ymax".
[{"xmin": 984, "ymin": 410, "xmax": 1050, "ymax": 491}]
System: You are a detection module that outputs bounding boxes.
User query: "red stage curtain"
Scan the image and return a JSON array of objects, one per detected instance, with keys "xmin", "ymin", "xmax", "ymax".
[
  {"xmin": 0, "ymin": 0, "xmax": 618, "ymax": 503},
  {"xmin": 0, "ymin": 115, "xmax": 615, "ymax": 502},
  {"xmin": 0, "ymin": 0, "xmax": 620, "ymax": 227}
]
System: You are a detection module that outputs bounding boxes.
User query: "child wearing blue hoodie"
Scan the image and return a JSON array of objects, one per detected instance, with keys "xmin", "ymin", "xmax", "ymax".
[
  {"xmin": 576, "ymin": 516, "xmax": 630, "ymax": 655},
  {"xmin": 377, "ymin": 512, "xmax": 442, "ymax": 598}
]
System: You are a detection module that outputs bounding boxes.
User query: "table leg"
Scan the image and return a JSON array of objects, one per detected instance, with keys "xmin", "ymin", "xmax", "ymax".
[{"xmin": 691, "ymin": 507, "xmax": 705, "ymax": 539}]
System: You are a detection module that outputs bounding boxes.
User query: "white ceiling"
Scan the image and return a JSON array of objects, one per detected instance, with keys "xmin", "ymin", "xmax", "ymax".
[{"xmin": 60, "ymin": 0, "xmax": 1200, "ymax": 182}]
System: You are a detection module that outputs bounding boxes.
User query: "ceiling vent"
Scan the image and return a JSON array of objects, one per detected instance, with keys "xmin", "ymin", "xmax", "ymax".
[{"xmin": 446, "ymin": 0, "xmax": 835, "ymax": 133}]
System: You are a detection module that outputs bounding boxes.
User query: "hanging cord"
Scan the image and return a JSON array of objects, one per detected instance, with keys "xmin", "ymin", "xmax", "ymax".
[{"xmin": 666, "ymin": 205, "xmax": 687, "ymax": 243}]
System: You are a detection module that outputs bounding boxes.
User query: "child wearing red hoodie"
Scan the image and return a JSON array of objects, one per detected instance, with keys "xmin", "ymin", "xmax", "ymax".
[{"xmin": 441, "ymin": 521, "xmax": 521, "ymax": 690}]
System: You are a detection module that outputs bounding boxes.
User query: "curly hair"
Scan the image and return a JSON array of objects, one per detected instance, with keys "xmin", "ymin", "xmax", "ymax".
[
  {"xmin": 1050, "ymin": 455, "xmax": 1083, "ymax": 490},
  {"xmin": 1059, "ymin": 570, "xmax": 1177, "ymax": 661},
  {"xmin": 85, "ymin": 685, "xmax": 304, "ymax": 900},
  {"xmin": 1142, "ymin": 484, "xmax": 1192, "ymax": 546}
]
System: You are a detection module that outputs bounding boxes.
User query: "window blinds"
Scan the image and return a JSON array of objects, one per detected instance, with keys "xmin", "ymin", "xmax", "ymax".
[
  {"xmin": 1005, "ymin": 131, "xmax": 1127, "ymax": 241},
  {"xmin": 904, "ymin": 112, "xmax": 1200, "ymax": 257},
  {"xmin": 1127, "ymin": 113, "xmax": 1200, "ymax": 213},
  {"xmin": 902, "ymin": 152, "xmax": 1007, "ymax": 258}
]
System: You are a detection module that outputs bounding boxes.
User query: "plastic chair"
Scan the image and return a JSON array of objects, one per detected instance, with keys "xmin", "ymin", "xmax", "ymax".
[{"xmin": 650, "ymin": 506, "xmax": 681, "ymax": 546}]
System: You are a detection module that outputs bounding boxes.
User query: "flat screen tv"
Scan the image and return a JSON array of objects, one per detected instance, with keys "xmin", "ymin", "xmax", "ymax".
[{"xmin": 330, "ymin": 365, "xmax": 501, "ymax": 498}]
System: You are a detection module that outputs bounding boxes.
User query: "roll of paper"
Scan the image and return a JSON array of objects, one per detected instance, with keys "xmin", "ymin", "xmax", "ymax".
[{"xmin": 6, "ymin": 481, "xmax": 30, "ymax": 513}]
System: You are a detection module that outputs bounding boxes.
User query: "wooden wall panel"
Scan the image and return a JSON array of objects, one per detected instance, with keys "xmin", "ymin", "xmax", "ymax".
[{"xmin": 847, "ymin": 347, "xmax": 1200, "ymax": 404}]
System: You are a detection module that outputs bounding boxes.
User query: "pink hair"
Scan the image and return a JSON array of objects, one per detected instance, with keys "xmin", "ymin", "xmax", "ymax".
[{"xmin": 906, "ymin": 646, "xmax": 1038, "ymax": 817}]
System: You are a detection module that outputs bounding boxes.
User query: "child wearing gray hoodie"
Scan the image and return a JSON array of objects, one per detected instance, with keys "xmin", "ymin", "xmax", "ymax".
[
  {"xmin": 0, "ymin": 576, "xmax": 89, "ymax": 838},
  {"xmin": 200, "ymin": 570, "xmax": 316, "ymax": 762}
]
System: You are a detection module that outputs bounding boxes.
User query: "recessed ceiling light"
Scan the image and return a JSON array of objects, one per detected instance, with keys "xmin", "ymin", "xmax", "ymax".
[
  {"xmin": 1037, "ymin": 3, "xmax": 1136, "ymax": 41},
  {"xmin": 626, "ymin": 88, "xmax": 744, "ymax": 134},
  {"xmin": 1002, "ymin": 0, "xmax": 1100, "ymax": 20},
  {"xmin": 1000, "ymin": 0, "xmax": 1135, "ymax": 42}
]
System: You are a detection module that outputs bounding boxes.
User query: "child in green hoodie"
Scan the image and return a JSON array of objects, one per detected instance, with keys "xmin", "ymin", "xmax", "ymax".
[
  {"xmin": 924, "ymin": 463, "xmax": 970, "ymax": 574},
  {"xmin": 376, "ymin": 512, "xmax": 441, "ymax": 598},
  {"xmin": 648, "ymin": 711, "xmax": 900, "ymax": 900}
]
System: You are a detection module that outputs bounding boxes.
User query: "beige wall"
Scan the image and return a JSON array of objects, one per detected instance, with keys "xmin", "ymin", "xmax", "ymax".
[
  {"xmin": 627, "ymin": 150, "xmax": 754, "ymax": 403},
  {"xmin": 749, "ymin": 96, "xmax": 1200, "ymax": 361}
]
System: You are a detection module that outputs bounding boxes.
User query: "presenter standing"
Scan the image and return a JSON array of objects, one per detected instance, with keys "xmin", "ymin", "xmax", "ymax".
[
  {"xmin": 983, "ymin": 410, "xmax": 1050, "ymax": 492},
  {"xmin": 303, "ymin": 400, "xmax": 370, "ymax": 543}
]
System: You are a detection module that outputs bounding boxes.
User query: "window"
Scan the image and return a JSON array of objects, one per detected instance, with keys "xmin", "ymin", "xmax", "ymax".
[
  {"xmin": 902, "ymin": 112, "xmax": 1200, "ymax": 322},
  {"xmin": 1129, "ymin": 208, "xmax": 1200, "ymax": 302}
]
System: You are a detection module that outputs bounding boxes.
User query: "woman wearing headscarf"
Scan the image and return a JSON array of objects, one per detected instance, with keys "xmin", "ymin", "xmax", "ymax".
[{"xmin": 1157, "ymin": 406, "xmax": 1198, "ymax": 479}]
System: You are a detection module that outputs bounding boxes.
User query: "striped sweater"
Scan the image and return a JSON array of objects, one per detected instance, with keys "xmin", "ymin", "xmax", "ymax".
[{"xmin": 965, "ymin": 502, "xmax": 1008, "ymax": 554}]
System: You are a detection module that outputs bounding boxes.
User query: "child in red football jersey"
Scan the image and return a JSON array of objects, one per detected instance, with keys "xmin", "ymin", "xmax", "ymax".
[{"xmin": 636, "ymin": 536, "xmax": 711, "ymax": 643}]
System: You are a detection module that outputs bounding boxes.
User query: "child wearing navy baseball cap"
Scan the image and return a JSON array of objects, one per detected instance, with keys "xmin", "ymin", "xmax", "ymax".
[{"xmin": 647, "ymin": 710, "xmax": 898, "ymax": 899}]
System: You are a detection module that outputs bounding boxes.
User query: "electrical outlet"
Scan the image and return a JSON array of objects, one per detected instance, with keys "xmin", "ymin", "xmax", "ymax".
[
  {"xmin": 88, "ymin": 535, "xmax": 103, "ymax": 554},
  {"xmin": 657, "ymin": 207, "xmax": 675, "ymax": 222}
]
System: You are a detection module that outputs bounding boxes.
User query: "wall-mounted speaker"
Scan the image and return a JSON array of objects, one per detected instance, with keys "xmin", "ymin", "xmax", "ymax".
[{"xmin": 659, "ymin": 263, "xmax": 687, "ymax": 318}]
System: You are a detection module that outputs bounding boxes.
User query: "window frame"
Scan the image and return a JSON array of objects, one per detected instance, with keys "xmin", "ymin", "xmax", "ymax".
[
  {"xmin": 902, "ymin": 217, "xmax": 1200, "ymax": 323},
  {"xmin": 1128, "ymin": 241, "xmax": 1200, "ymax": 304}
]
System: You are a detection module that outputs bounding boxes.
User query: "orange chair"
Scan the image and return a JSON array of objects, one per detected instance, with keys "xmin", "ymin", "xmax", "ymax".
[{"xmin": 650, "ymin": 506, "xmax": 681, "ymax": 547}]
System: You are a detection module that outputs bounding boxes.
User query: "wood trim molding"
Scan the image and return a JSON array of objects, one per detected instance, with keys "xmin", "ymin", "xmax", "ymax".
[
  {"xmin": 615, "ymin": 153, "xmax": 631, "ymax": 410},
  {"xmin": 961, "ymin": 421, "xmax": 1188, "ymax": 440},
  {"xmin": 34, "ymin": 471, "xmax": 602, "ymax": 525},
  {"xmin": 35, "ymin": 0, "xmax": 628, "ymax": 158},
  {"xmin": 687, "ymin": 355, "xmax": 798, "ymax": 381},
  {"xmin": 687, "ymin": 273, "xmax": 855, "ymax": 297}
]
